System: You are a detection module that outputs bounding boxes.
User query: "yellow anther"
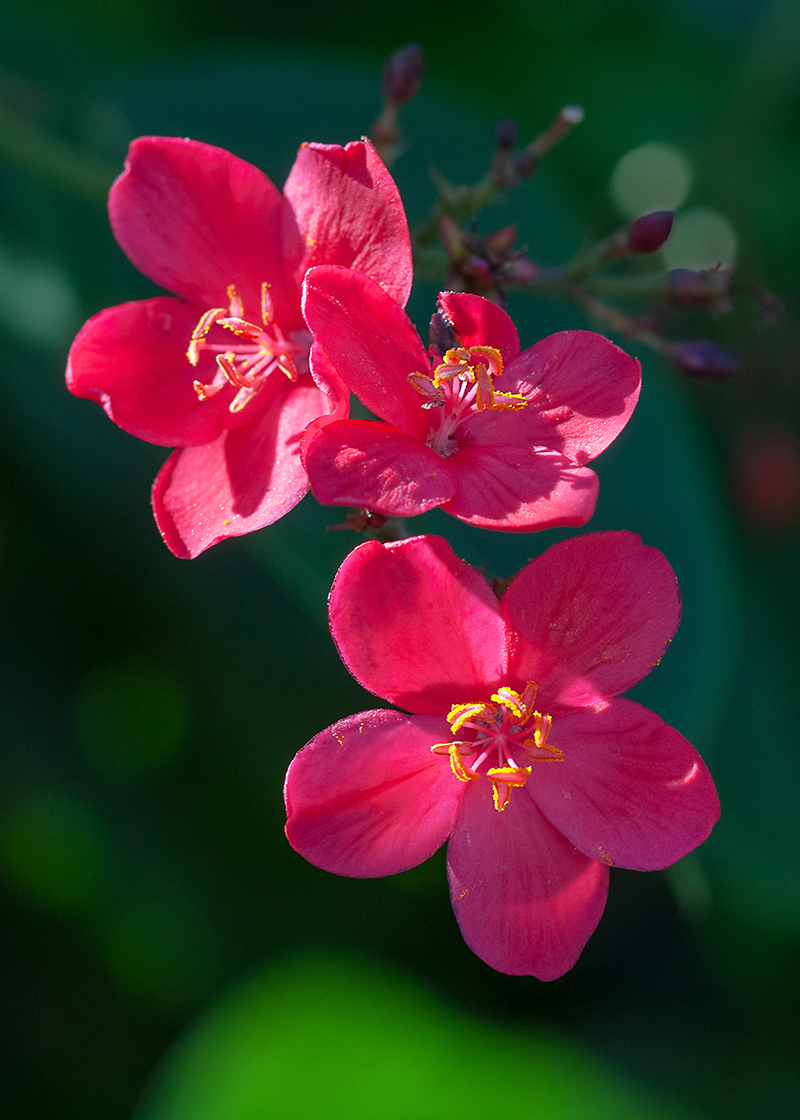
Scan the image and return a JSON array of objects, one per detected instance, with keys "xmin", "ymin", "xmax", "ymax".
[
  {"xmin": 448, "ymin": 744, "xmax": 480, "ymax": 783},
  {"xmin": 490, "ymin": 686, "xmax": 526, "ymax": 719},
  {"xmin": 487, "ymin": 765, "xmax": 531, "ymax": 812},
  {"xmin": 447, "ymin": 701, "xmax": 493, "ymax": 734}
]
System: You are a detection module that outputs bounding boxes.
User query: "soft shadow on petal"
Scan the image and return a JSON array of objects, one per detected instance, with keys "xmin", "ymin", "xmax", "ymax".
[
  {"xmin": 504, "ymin": 331, "xmax": 641, "ymax": 461},
  {"xmin": 153, "ymin": 380, "xmax": 329, "ymax": 558},
  {"xmin": 448, "ymin": 781, "xmax": 608, "ymax": 979},
  {"xmin": 329, "ymin": 535, "xmax": 506, "ymax": 713},
  {"xmin": 503, "ymin": 532, "xmax": 682, "ymax": 704},
  {"xmin": 530, "ymin": 698, "xmax": 720, "ymax": 871},
  {"xmin": 285, "ymin": 710, "xmax": 461, "ymax": 877},
  {"xmin": 304, "ymin": 419, "xmax": 457, "ymax": 515},
  {"xmin": 443, "ymin": 445, "xmax": 598, "ymax": 531},
  {"xmin": 302, "ymin": 266, "xmax": 430, "ymax": 437}
]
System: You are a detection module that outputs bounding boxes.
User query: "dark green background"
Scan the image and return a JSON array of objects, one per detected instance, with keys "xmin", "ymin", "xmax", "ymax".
[{"xmin": 0, "ymin": 2, "xmax": 798, "ymax": 1118}]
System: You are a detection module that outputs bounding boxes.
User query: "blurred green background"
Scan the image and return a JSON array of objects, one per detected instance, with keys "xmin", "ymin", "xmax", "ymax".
[{"xmin": 0, "ymin": 1, "xmax": 798, "ymax": 1117}]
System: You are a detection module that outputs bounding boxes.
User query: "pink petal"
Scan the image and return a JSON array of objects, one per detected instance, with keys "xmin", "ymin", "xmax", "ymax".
[
  {"xmin": 436, "ymin": 292, "xmax": 521, "ymax": 364},
  {"xmin": 447, "ymin": 780, "xmax": 609, "ymax": 979},
  {"xmin": 304, "ymin": 419, "xmax": 457, "ymax": 516},
  {"xmin": 502, "ymin": 532, "xmax": 682, "ymax": 707},
  {"xmin": 529, "ymin": 698, "xmax": 720, "ymax": 871},
  {"xmin": 329, "ymin": 535, "xmax": 506, "ymax": 714},
  {"xmin": 109, "ymin": 137, "xmax": 302, "ymax": 328},
  {"xmin": 284, "ymin": 710, "xmax": 461, "ymax": 877},
  {"xmin": 302, "ymin": 266, "xmax": 430, "ymax": 438},
  {"xmin": 153, "ymin": 378, "xmax": 332, "ymax": 558},
  {"xmin": 442, "ymin": 444, "xmax": 598, "ymax": 531},
  {"xmin": 502, "ymin": 331, "xmax": 641, "ymax": 461},
  {"xmin": 66, "ymin": 298, "xmax": 238, "ymax": 446},
  {"xmin": 284, "ymin": 140, "xmax": 413, "ymax": 308}
]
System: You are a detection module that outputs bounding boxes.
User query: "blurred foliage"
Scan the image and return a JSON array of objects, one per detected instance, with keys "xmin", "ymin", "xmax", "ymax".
[{"xmin": 0, "ymin": 2, "xmax": 798, "ymax": 1120}]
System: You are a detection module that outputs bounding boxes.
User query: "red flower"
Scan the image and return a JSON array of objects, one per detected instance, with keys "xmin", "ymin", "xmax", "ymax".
[
  {"xmin": 301, "ymin": 267, "xmax": 641, "ymax": 530},
  {"xmin": 284, "ymin": 533, "xmax": 719, "ymax": 979},
  {"xmin": 67, "ymin": 137, "xmax": 412, "ymax": 557}
]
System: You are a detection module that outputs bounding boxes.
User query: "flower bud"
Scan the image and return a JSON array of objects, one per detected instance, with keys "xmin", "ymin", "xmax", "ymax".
[
  {"xmin": 501, "ymin": 257, "xmax": 540, "ymax": 285},
  {"xmin": 626, "ymin": 210, "xmax": 674, "ymax": 254},
  {"xmin": 495, "ymin": 118, "xmax": 517, "ymax": 152},
  {"xmin": 669, "ymin": 339, "xmax": 740, "ymax": 380},
  {"xmin": 663, "ymin": 267, "xmax": 732, "ymax": 311},
  {"xmin": 382, "ymin": 44, "xmax": 425, "ymax": 108},
  {"xmin": 736, "ymin": 429, "xmax": 800, "ymax": 529}
]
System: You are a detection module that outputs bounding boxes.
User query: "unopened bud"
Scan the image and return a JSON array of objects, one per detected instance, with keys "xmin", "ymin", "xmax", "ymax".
[
  {"xmin": 514, "ymin": 149, "xmax": 537, "ymax": 180},
  {"xmin": 429, "ymin": 311, "xmax": 458, "ymax": 355},
  {"xmin": 736, "ymin": 429, "xmax": 800, "ymax": 530},
  {"xmin": 663, "ymin": 267, "xmax": 732, "ymax": 309},
  {"xmin": 495, "ymin": 118, "xmax": 517, "ymax": 151},
  {"xmin": 669, "ymin": 339, "xmax": 740, "ymax": 380},
  {"xmin": 501, "ymin": 257, "xmax": 540, "ymax": 285},
  {"xmin": 382, "ymin": 44, "xmax": 425, "ymax": 108},
  {"xmin": 627, "ymin": 210, "xmax": 674, "ymax": 254}
]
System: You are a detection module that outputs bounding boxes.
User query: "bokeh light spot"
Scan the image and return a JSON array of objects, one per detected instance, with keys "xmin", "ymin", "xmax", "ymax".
[
  {"xmin": 661, "ymin": 208, "xmax": 737, "ymax": 270},
  {"xmin": 610, "ymin": 143, "xmax": 693, "ymax": 218},
  {"xmin": 75, "ymin": 655, "xmax": 190, "ymax": 775},
  {"xmin": 0, "ymin": 789, "xmax": 108, "ymax": 912}
]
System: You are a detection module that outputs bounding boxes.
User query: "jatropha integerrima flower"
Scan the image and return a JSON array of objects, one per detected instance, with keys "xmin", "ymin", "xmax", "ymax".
[
  {"xmin": 66, "ymin": 136, "xmax": 412, "ymax": 557},
  {"xmin": 284, "ymin": 532, "xmax": 719, "ymax": 980},
  {"xmin": 300, "ymin": 266, "xmax": 641, "ymax": 532}
]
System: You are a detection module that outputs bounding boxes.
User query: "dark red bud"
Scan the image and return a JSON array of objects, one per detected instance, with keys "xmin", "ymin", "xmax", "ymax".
[
  {"xmin": 463, "ymin": 256, "xmax": 494, "ymax": 288},
  {"xmin": 382, "ymin": 44, "xmax": 425, "ymax": 108},
  {"xmin": 501, "ymin": 258, "xmax": 540, "ymax": 284},
  {"xmin": 627, "ymin": 210, "xmax": 674, "ymax": 254},
  {"xmin": 495, "ymin": 118, "xmax": 517, "ymax": 151},
  {"xmin": 513, "ymin": 149, "xmax": 538, "ymax": 180},
  {"xmin": 429, "ymin": 311, "xmax": 458, "ymax": 355},
  {"xmin": 670, "ymin": 339, "xmax": 740, "ymax": 380}
]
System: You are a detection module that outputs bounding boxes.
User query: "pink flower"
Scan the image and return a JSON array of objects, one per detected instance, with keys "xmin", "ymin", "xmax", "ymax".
[
  {"xmin": 300, "ymin": 267, "xmax": 641, "ymax": 530},
  {"xmin": 67, "ymin": 137, "xmax": 412, "ymax": 557},
  {"xmin": 284, "ymin": 532, "xmax": 719, "ymax": 979}
]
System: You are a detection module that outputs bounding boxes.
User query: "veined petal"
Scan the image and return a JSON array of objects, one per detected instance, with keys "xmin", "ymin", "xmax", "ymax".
[
  {"xmin": 501, "ymin": 331, "xmax": 641, "ymax": 461},
  {"xmin": 153, "ymin": 379, "xmax": 332, "ymax": 558},
  {"xmin": 109, "ymin": 137, "xmax": 302, "ymax": 327},
  {"xmin": 436, "ymin": 292, "xmax": 521, "ymax": 364},
  {"xmin": 530, "ymin": 699, "xmax": 719, "ymax": 871},
  {"xmin": 284, "ymin": 710, "xmax": 461, "ymax": 877},
  {"xmin": 447, "ymin": 781, "xmax": 608, "ymax": 979},
  {"xmin": 502, "ymin": 532, "xmax": 682, "ymax": 707},
  {"xmin": 442, "ymin": 445, "xmax": 598, "ymax": 531},
  {"xmin": 302, "ymin": 266, "xmax": 430, "ymax": 438},
  {"xmin": 66, "ymin": 298, "xmax": 237, "ymax": 446},
  {"xmin": 285, "ymin": 140, "xmax": 412, "ymax": 308},
  {"xmin": 304, "ymin": 419, "xmax": 457, "ymax": 516},
  {"xmin": 329, "ymin": 535, "xmax": 506, "ymax": 714}
]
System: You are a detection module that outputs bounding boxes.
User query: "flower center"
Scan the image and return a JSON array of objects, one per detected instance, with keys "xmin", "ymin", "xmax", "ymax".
[
  {"xmin": 431, "ymin": 681, "xmax": 561, "ymax": 812},
  {"xmin": 408, "ymin": 345, "xmax": 527, "ymax": 457},
  {"xmin": 188, "ymin": 283, "xmax": 308, "ymax": 413}
]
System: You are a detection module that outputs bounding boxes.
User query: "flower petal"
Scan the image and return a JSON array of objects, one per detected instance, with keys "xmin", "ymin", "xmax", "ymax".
[
  {"xmin": 447, "ymin": 781, "xmax": 608, "ymax": 979},
  {"xmin": 502, "ymin": 532, "xmax": 682, "ymax": 707},
  {"xmin": 285, "ymin": 140, "xmax": 412, "ymax": 308},
  {"xmin": 153, "ymin": 378, "xmax": 332, "ymax": 558},
  {"xmin": 304, "ymin": 419, "xmax": 457, "ymax": 516},
  {"xmin": 284, "ymin": 710, "xmax": 461, "ymax": 877},
  {"xmin": 329, "ymin": 535, "xmax": 506, "ymax": 714},
  {"xmin": 436, "ymin": 292, "xmax": 521, "ymax": 364},
  {"xmin": 502, "ymin": 331, "xmax": 641, "ymax": 461},
  {"xmin": 109, "ymin": 137, "xmax": 301, "ymax": 327},
  {"xmin": 529, "ymin": 699, "xmax": 719, "ymax": 871},
  {"xmin": 442, "ymin": 444, "xmax": 598, "ymax": 530},
  {"xmin": 66, "ymin": 298, "xmax": 237, "ymax": 446},
  {"xmin": 302, "ymin": 266, "xmax": 430, "ymax": 438}
]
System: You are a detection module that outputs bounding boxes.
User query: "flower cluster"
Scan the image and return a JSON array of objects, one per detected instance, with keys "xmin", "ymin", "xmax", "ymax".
[{"xmin": 66, "ymin": 129, "xmax": 718, "ymax": 978}]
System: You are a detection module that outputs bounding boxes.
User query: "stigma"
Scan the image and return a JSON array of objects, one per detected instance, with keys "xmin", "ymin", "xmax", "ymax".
[
  {"xmin": 188, "ymin": 283, "xmax": 308, "ymax": 413},
  {"xmin": 408, "ymin": 345, "xmax": 527, "ymax": 457},
  {"xmin": 431, "ymin": 681, "xmax": 562, "ymax": 812}
]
